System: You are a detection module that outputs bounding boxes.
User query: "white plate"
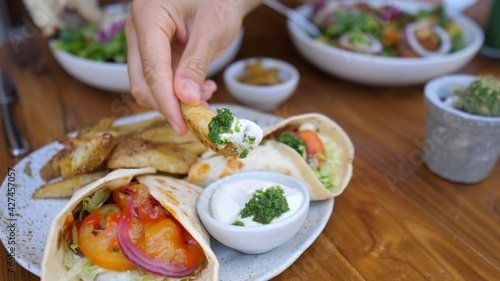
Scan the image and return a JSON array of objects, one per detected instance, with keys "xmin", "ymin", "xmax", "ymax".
[{"xmin": 0, "ymin": 103, "xmax": 333, "ymax": 280}]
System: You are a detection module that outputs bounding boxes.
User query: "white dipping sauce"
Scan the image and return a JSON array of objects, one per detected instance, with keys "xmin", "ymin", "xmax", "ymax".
[
  {"xmin": 210, "ymin": 179, "xmax": 303, "ymax": 226},
  {"xmin": 219, "ymin": 118, "xmax": 263, "ymax": 156}
]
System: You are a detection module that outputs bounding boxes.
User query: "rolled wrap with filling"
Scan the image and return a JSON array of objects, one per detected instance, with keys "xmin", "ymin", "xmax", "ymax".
[
  {"xmin": 41, "ymin": 168, "xmax": 219, "ymax": 280},
  {"xmin": 187, "ymin": 113, "xmax": 354, "ymax": 200}
]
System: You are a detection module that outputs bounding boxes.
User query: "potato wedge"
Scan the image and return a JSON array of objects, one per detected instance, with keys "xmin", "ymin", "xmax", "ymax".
[
  {"xmin": 39, "ymin": 149, "xmax": 71, "ymax": 181},
  {"xmin": 61, "ymin": 133, "xmax": 117, "ymax": 178},
  {"xmin": 32, "ymin": 171, "xmax": 109, "ymax": 199},
  {"xmin": 77, "ymin": 117, "xmax": 116, "ymax": 139},
  {"xmin": 107, "ymin": 138, "xmax": 198, "ymax": 174},
  {"xmin": 177, "ymin": 142, "xmax": 208, "ymax": 156},
  {"xmin": 73, "ymin": 115, "xmax": 167, "ymax": 141},
  {"xmin": 180, "ymin": 103, "xmax": 238, "ymax": 157},
  {"xmin": 135, "ymin": 120, "xmax": 200, "ymax": 144},
  {"xmin": 112, "ymin": 115, "xmax": 166, "ymax": 137}
]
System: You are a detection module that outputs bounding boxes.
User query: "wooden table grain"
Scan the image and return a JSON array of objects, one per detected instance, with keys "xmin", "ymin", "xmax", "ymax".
[{"xmin": 1, "ymin": 3, "xmax": 499, "ymax": 281}]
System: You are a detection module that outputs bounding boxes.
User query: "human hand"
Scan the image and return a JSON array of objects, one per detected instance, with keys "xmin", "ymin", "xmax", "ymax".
[{"xmin": 126, "ymin": 0, "xmax": 262, "ymax": 135}]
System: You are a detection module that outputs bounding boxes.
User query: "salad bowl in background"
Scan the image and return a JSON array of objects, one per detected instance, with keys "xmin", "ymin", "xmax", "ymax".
[
  {"xmin": 50, "ymin": 29, "xmax": 244, "ymax": 93},
  {"xmin": 286, "ymin": 1, "xmax": 484, "ymax": 86}
]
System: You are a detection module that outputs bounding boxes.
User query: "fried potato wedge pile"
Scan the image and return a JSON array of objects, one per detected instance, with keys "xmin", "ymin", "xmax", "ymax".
[{"xmin": 33, "ymin": 115, "xmax": 207, "ymax": 199}]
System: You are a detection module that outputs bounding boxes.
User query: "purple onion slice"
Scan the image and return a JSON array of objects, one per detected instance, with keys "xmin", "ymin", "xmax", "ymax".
[{"xmin": 404, "ymin": 21, "xmax": 452, "ymax": 57}]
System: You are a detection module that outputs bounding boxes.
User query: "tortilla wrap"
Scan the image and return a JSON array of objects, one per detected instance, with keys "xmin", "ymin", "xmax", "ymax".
[
  {"xmin": 187, "ymin": 113, "xmax": 354, "ymax": 200},
  {"xmin": 41, "ymin": 168, "xmax": 219, "ymax": 280}
]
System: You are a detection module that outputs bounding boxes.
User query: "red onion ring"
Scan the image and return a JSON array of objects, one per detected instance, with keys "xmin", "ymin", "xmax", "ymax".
[
  {"xmin": 405, "ymin": 21, "xmax": 452, "ymax": 57},
  {"xmin": 117, "ymin": 199, "xmax": 199, "ymax": 277},
  {"xmin": 338, "ymin": 31, "xmax": 383, "ymax": 54}
]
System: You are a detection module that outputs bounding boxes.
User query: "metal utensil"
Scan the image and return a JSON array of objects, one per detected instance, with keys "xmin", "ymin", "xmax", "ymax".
[
  {"xmin": 263, "ymin": 0, "xmax": 321, "ymax": 38},
  {"xmin": 0, "ymin": 70, "xmax": 30, "ymax": 157}
]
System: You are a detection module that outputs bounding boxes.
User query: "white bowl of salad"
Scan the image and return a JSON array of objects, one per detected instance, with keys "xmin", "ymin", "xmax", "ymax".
[
  {"xmin": 50, "ymin": 4, "xmax": 244, "ymax": 93},
  {"xmin": 286, "ymin": 0, "xmax": 484, "ymax": 86}
]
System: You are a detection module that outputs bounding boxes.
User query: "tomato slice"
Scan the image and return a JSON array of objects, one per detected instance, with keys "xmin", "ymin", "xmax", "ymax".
[
  {"xmin": 117, "ymin": 183, "xmax": 206, "ymax": 275},
  {"xmin": 113, "ymin": 188, "xmax": 131, "ymax": 210},
  {"xmin": 141, "ymin": 218, "xmax": 206, "ymax": 270},
  {"xmin": 131, "ymin": 184, "xmax": 167, "ymax": 222},
  {"xmin": 296, "ymin": 130, "xmax": 325, "ymax": 164},
  {"xmin": 78, "ymin": 204, "xmax": 137, "ymax": 271}
]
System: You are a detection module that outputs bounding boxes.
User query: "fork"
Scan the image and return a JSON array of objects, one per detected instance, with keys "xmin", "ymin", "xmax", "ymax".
[{"xmin": 263, "ymin": 0, "xmax": 321, "ymax": 38}]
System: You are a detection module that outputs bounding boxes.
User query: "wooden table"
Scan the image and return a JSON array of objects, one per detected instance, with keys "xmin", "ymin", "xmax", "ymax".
[{"xmin": 1, "ymin": 3, "xmax": 499, "ymax": 281}]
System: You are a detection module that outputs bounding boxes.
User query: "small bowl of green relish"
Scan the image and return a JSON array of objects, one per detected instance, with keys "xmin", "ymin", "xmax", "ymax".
[{"xmin": 197, "ymin": 171, "xmax": 310, "ymax": 254}]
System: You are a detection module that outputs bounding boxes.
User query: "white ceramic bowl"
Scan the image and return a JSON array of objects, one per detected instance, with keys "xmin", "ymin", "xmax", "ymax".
[
  {"xmin": 50, "ymin": 29, "xmax": 244, "ymax": 93},
  {"xmin": 287, "ymin": 2, "xmax": 484, "ymax": 86},
  {"xmin": 197, "ymin": 171, "xmax": 310, "ymax": 254},
  {"xmin": 223, "ymin": 57, "xmax": 299, "ymax": 111}
]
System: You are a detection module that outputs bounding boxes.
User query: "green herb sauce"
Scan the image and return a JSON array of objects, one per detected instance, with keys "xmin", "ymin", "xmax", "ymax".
[
  {"xmin": 232, "ymin": 220, "xmax": 244, "ymax": 226},
  {"xmin": 238, "ymin": 186, "xmax": 290, "ymax": 225},
  {"xmin": 208, "ymin": 108, "xmax": 235, "ymax": 146}
]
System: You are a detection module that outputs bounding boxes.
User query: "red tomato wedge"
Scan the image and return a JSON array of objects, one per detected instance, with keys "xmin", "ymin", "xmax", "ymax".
[
  {"xmin": 116, "ymin": 183, "xmax": 206, "ymax": 277},
  {"xmin": 141, "ymin": 218, "xmax": 206, "ymax": 270},
  {"xmin": 112, "ymin": 188, "xmax": 131, "ymax": 210},
  {"xmin": 296, "ymin": 130, "xmax": 325, "ymax": 163},
  {"xmin": 78, "ymin": 204, "xmax": 137, "ymax": 271}
]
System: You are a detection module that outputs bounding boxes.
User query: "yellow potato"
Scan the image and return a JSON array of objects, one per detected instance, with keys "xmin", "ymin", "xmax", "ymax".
[
  {"xmin": 112, "ymin": 115, "xmax": 166, "ymax": 137},
  {"xmin": 32, "ymin": 171, "xmax": 109, "ymax": 199},
  {"xmin": 135, "ymin": 120, "xmax": 200, "ymax": 144},
  {"xmin": 107, "ymin": 138, "xmax": 198, "ymax": 174},
  {"xmin": 61, "ymin": 133, "xmax": 117, "ymax": 178},
  {"xmin": 180, "ymin": 103, "xmax": 238, "ymax": 157},
  {"xmin": 39, "ymin": 149, "xmax": 71, "ymax": 181}
]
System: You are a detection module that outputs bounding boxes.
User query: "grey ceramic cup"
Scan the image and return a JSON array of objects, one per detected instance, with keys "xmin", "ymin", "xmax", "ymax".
[{"xmin": 423, "ymin": 74, "xmax": 500, "ymax": 184}]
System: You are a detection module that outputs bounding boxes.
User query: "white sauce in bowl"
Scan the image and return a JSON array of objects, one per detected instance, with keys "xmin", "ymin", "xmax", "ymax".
[{"xmin": 210, "ymin": 179, "xmax": 303, "ymax": 226}]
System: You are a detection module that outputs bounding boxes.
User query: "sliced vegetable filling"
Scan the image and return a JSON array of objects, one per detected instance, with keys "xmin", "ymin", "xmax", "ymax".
[
  {"xmin": 63, "ymin": 183, "xmax": 206, "ymax": 278},
  {"xmin": 269, "ymin": 125, "xmax": 340, "ymax": 191}
]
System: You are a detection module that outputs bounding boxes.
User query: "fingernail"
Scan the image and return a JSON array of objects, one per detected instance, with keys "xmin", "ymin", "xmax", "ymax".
[{"xmin": 183, "ymin": 80, "xmax": 201, "ymax": 103}]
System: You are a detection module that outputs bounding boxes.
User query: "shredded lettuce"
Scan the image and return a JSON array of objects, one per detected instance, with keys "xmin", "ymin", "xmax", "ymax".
[
  {"xmin": 79, "ymin": 188, "xmax": 111, "ymax": 220},
  {"xmin": 63, "ymin": 250, "xmax": 189, "ymax": 281},
  {"xmin": 129, "ymin": 268, "xmax": 187, "ymax": 281},
  {"xmin": 70, "ymin": 224, "xmax": 79, "ymax": 252},
  {"xmin": 311, "ymin": 139, "xmax": 341, "ymax": 191},
  {"xmin": 64, "ymin": 240, "xmax": 106, "ymax": 281}
]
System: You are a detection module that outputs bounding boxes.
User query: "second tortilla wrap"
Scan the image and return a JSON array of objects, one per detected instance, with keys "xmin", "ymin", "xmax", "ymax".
[{"xmin": 187, "ymin": 113, "xmax": 354, "ymax": 200}]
